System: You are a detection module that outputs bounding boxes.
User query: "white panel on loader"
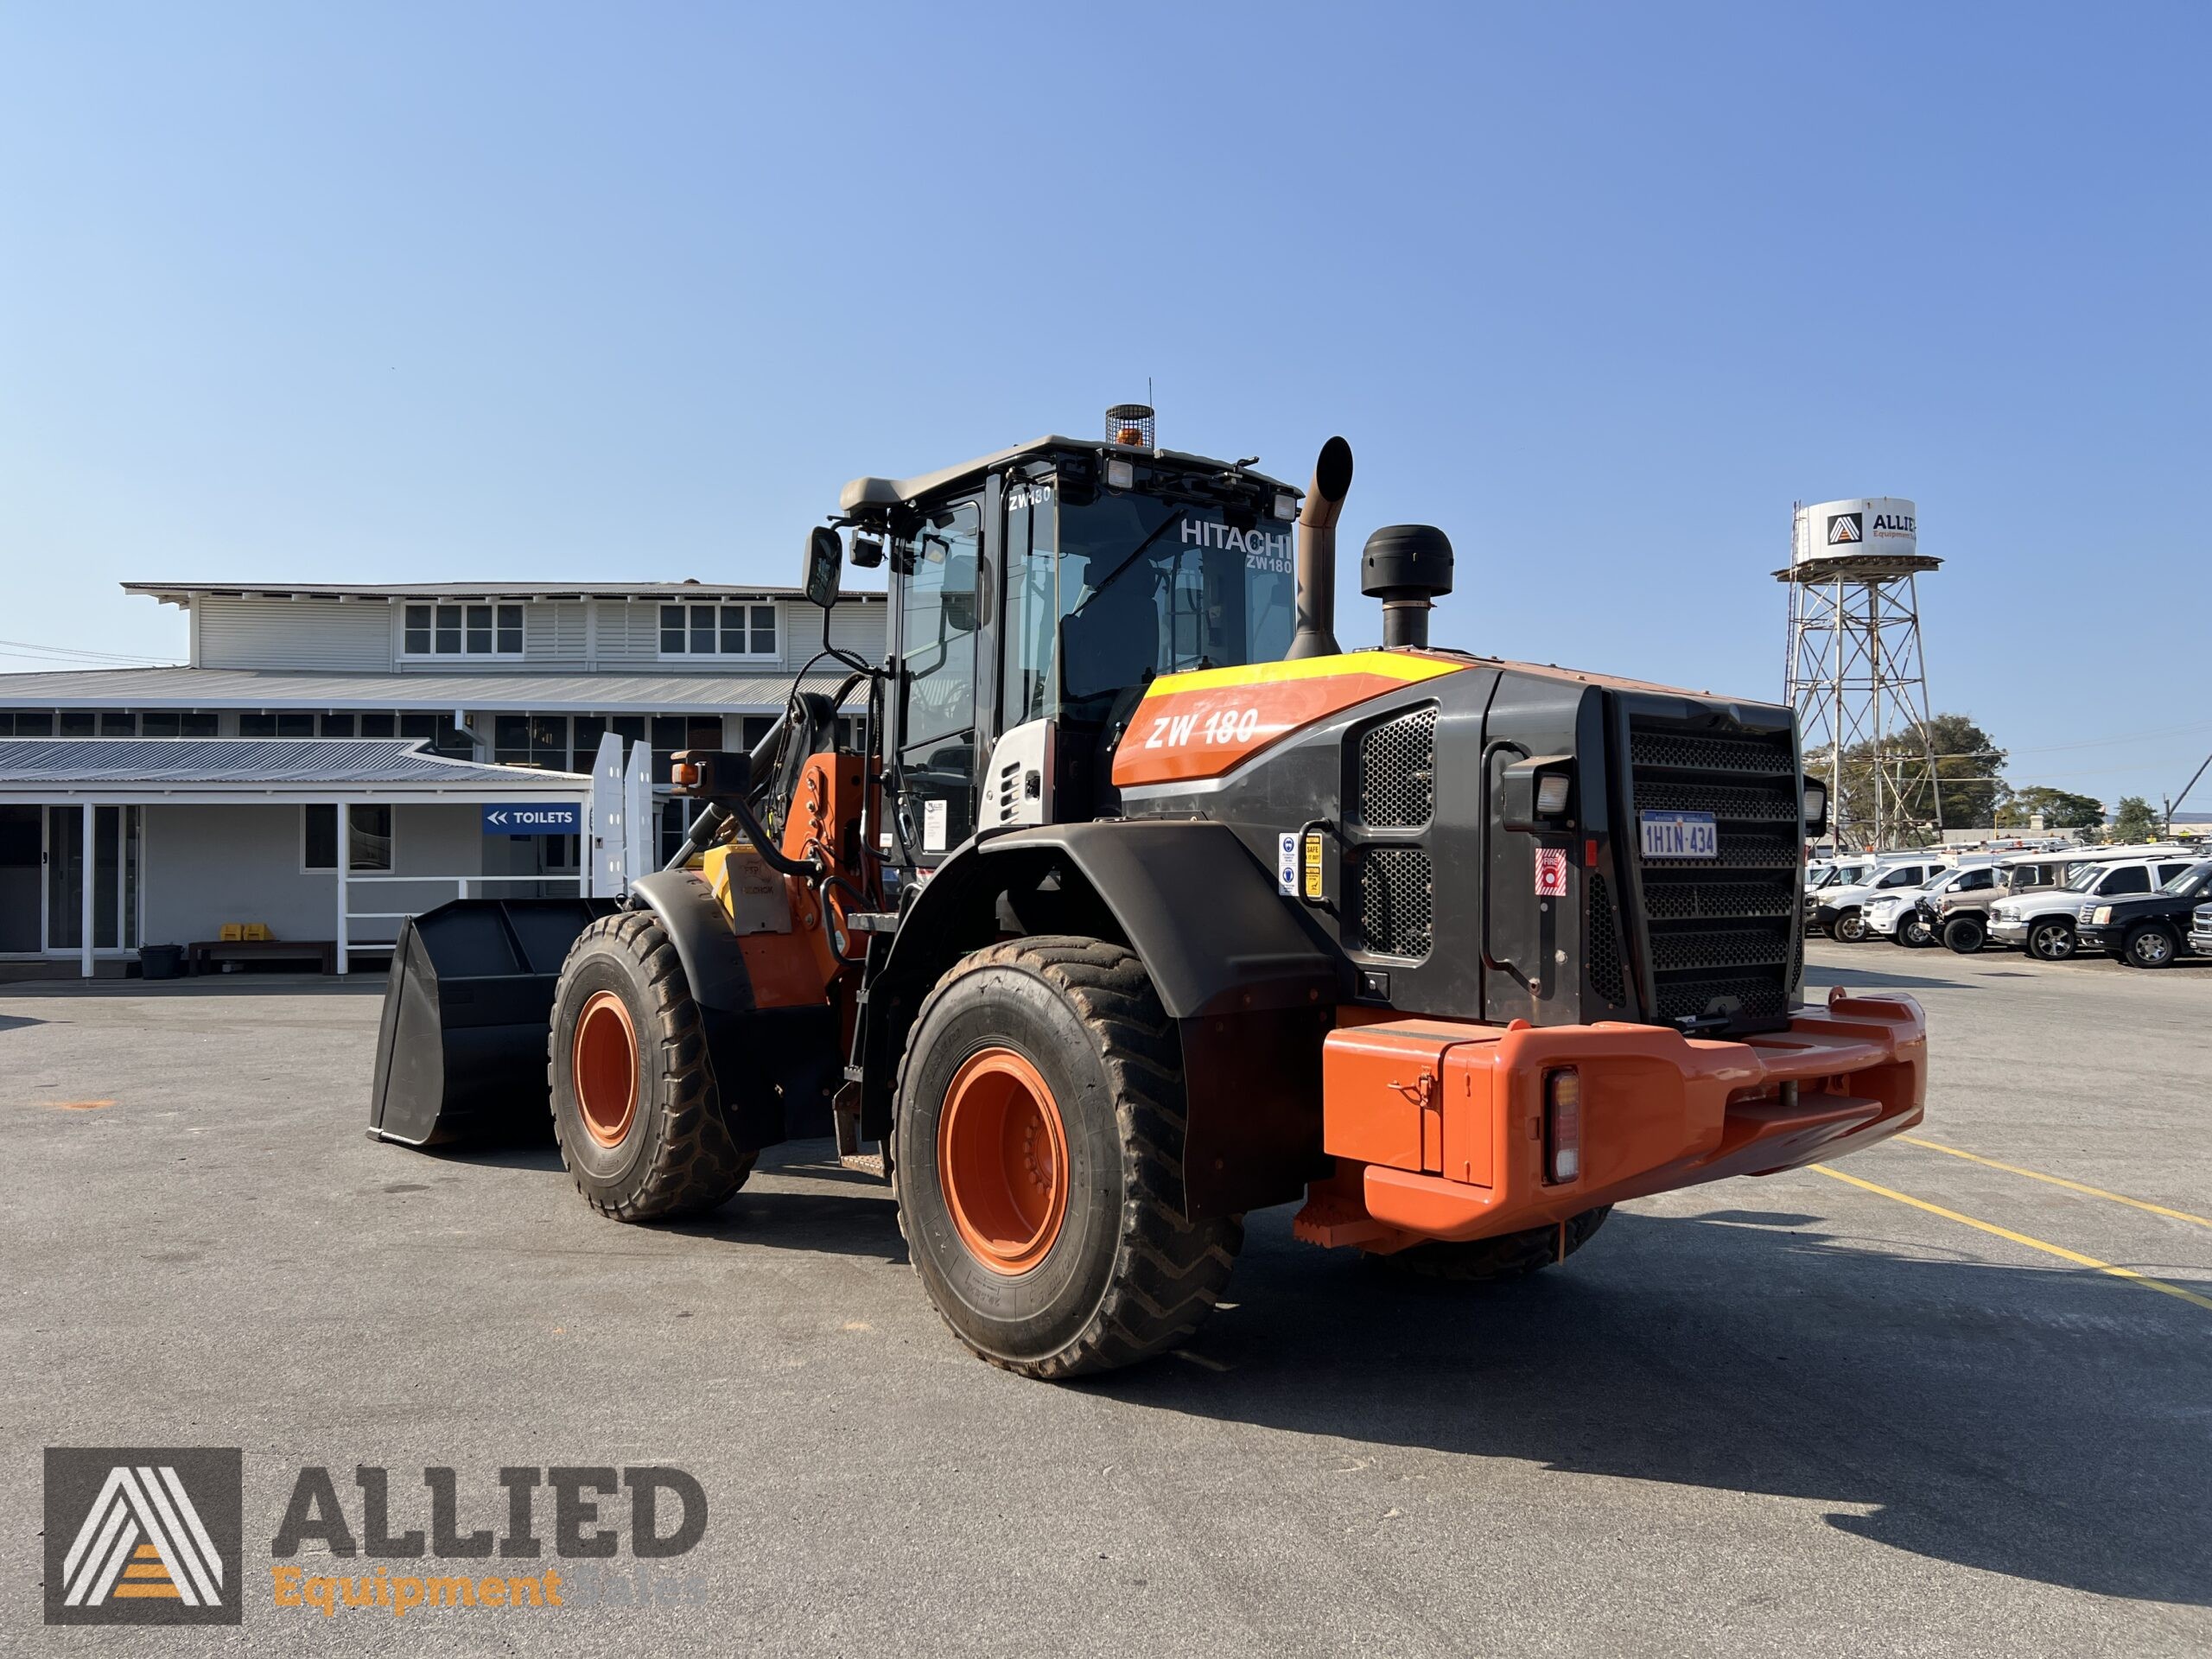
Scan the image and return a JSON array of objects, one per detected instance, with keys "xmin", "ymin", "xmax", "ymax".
[
  {"xmin": 978, "ymin": 719, "xmax": 1056, "ymax": 829},
  {"xmin": 588, "ymin": 731, "xmax": 627, "ymax": 898},
  {"xmin": 624, "ymin": 742, "xmax": 652, "ymax": 892}
]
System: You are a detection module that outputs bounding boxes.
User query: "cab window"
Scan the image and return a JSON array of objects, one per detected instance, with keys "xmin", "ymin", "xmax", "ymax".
[
  {"xmin": 1955, "ymin": 868, "xmax": 1993, "ymax": 892},
  {"xmin": 2097, "ymin": 866, "xmax": 2152, "ymax": 896},
  {"xmin": 897, "ymin": 499, "xmax": 983, "ymax": 855}
]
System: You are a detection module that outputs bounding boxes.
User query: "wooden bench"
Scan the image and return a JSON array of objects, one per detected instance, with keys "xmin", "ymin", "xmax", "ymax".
[{"xmin": 186, "ymin": 939, "xmax": 339, "ymax": 976}]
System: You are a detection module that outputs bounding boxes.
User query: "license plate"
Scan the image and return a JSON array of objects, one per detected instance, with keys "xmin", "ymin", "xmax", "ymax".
[{"xmin": 1639, "ymin": 810, "xmax": 1717, "ymax": 860}]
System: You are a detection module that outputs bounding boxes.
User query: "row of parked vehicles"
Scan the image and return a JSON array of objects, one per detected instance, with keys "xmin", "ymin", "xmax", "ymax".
[{"xmin": 1806, "ymin": 843, "xmax": 2212, "ymax": 968}]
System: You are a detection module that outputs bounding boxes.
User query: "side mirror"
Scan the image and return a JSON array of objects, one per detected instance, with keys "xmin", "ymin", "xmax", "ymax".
[{"xmin": 803, "ymin": 526, "xmax": 843, "ymax": 608}]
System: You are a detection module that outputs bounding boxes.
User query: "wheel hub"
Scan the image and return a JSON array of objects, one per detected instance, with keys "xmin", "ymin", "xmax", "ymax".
[
  {"xmin": 572, "ymin": 989, "xmax": 639, "ymax": 1148},
  {"xmin": 938, "ymin": 1046, "xmax": 1069, "ymax": 1275}
]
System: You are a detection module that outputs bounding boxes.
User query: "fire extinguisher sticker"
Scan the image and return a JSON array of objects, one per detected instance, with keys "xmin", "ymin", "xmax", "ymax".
[{"xmin": 1535, "ymin": 846, "xmax": 1568, "ymax": 898}]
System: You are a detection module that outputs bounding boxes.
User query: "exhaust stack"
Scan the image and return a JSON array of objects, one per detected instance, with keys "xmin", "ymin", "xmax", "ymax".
[{"xmin": 1285, "ymin": 436, "xmax": 1354, "ymax": 660}]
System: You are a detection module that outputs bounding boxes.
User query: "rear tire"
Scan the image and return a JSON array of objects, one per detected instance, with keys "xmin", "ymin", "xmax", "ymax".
[
  {"xmin": 2124, "ymin": 924, "xmax": 2178, "ymax": 969},
  {"xmin": 1374, "ymin": 1206, "xmax": 1612, "ymax": 1283},
  {"xmin": 1832, "ymin": 908, "xmax": 1867, "ymax": 943},
  {"xmin": 547, "ymin": 911, "xmax": 753, "ymax": 1221},
  {"xmin": 1942, "ymin": 916, "xmax": 1986, "ymax": 954},
  {"xmin": 893, "ymin": 936, "xmax": 1241, "ymax": 1379},
  {"xmin": 2027, "ymin": 918, "xmax": 2078, "ymax": 963}
]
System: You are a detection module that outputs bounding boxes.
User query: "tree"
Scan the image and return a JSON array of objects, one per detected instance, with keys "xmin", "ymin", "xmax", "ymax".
[
  {"xmin": 1995, "ymin": 785, "xmax": 2105, "ymax": 831},
  {"xmin": 1806, "ymin": 712, "xmax": 2005, "ymax": 842},
  {"xmin": 2111, "ymin": 796, "xmax": 2160, "ymax": 842}
]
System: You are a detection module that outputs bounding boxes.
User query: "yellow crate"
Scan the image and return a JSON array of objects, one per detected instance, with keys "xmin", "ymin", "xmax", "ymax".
[
  {"xmin": 219, "ymin": 924, "xmax": 244, "ymax": 942},
  {"xmin": 242, "ymin": 923, "xmax": 271, "ymax": 942}
]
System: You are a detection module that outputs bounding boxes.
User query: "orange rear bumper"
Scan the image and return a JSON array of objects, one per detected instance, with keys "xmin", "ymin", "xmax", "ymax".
[{"xmin": 1294, "ymin": 988, "xmax": 1926, "ymax": 1251}]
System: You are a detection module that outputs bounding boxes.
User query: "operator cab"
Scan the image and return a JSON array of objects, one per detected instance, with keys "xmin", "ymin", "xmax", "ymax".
[{"xmin": 833, "ymin": 426, "xmax": 1302, "ymax": 867}]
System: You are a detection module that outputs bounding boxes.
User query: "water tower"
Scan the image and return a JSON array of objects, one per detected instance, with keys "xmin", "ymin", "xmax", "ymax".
[{"xmin": 1777, "ymin": 499, "xmax": 1943, "ymax": 849}]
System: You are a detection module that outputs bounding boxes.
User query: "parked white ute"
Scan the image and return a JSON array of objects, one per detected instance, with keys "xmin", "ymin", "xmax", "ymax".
[
  {"xmin": 1863, "ymin": 861, "xmax": 2003, "ymax": 947},
  {"xmin": 1986, "ymin": 855, "xmax": 2198, "ymax": 961},
  {"xmin": 1808, "ymin": 855, "xmax": 1953, "ymax": 943}
]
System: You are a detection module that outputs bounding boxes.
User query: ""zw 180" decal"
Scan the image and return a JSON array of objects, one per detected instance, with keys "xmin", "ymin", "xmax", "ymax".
[{"xmin": 1142, "ymin": 707, "xmax": 1262, "ymax": 749}]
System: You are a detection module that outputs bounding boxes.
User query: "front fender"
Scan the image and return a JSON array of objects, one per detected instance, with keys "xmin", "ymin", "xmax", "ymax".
[{"xmin": 868, "ymin": 822, "xmax": 1339, "ymax": 1218}]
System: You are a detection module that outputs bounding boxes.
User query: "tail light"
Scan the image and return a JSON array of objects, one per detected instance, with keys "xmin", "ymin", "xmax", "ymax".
[{"xmin": 1544, "ymin": 1068, "xmax": 1580, "ymax": 1183}]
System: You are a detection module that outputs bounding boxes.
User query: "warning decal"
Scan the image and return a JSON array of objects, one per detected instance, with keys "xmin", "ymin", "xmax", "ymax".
[{"xmin": 1535, "ymin": 846, "xmax": 1568, "ymax": 897}]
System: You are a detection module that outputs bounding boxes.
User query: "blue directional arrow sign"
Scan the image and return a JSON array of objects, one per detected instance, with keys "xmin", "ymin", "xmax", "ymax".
[{"xmin": 482, "ymin": 803, "xmax": 583, "ymax": 834}]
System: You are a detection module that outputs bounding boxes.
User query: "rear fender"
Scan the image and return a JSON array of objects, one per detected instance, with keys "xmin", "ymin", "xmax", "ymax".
[{"xmin": 865, "ymin": 822, "xmax": 1338, "ymax": 1218}]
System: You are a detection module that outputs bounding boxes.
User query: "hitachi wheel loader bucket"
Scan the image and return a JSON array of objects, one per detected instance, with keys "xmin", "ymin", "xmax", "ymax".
[{"xmin": 369, "ymin": 896, "xmax": 620, "ymax": 1147}]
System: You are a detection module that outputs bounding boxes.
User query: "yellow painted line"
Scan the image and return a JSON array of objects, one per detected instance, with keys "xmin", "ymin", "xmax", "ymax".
[
  {"xmin": 1811, "ymin": 1164, "xmax": 2212, "ymax": 1313},
  {"xmin": 1898, "ymin": 1135, "xmax": 2212, "ymax": 1230},
  {"xmin": 1147, "ymin": 650, "xmax": 1464, "ymax": 695}
]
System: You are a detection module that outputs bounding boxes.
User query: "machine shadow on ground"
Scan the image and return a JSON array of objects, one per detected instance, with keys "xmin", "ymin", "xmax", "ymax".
[
  {"xmin": 391, "ymin": 1132, "xmax": 2210, "ymax": 1605},
  {"xmin": 1081, "ymin": 1208, "xmax": 2210, "ymax": 1608}
]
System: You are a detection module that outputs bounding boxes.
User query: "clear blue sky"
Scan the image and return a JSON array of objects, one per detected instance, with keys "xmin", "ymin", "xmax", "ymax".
[{"xmin": 3, "ymin": 3, "xmax": 2206, "ymax": 807}]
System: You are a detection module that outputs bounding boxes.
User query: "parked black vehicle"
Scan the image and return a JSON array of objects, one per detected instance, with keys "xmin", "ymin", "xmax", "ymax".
[{"xmin": 2075, "ymin": 861, "xmax": 2212, "ymax": 967}]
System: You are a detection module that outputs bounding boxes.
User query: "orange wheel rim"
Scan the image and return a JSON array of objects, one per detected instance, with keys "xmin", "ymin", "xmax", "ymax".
[
  {"xmin": 572, "ymin": 990, "xmax": 639, "ymax": 1148},
  {"xmin": 938, "ymin": 1046, "xmax": 1069, "ymax": 1275}
]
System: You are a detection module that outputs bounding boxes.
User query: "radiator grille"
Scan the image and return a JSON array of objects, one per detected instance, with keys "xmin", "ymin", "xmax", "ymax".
[
  {"xmin": 1587, "ymin": 874, "xmax": 1626, "ymax": 1006},
  {"xmin": 1355, "ymin": 847, "xmax": 1433, "ymax": 959},
  {"xmin": 1630, "ymin": 729, "xmax": 1796, "ymax": 776},
  {"xmin": 1355, "ymin": 706, "xmax": 1438, "ymax": 829},
  {"xmin": 1630, "ymin": 716, "xmax": 1800, "ymax": 1033}
]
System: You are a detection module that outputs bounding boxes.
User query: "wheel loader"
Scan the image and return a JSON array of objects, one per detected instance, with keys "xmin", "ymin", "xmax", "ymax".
[{"xmin": 371, "ymin": 412, "xmax": 1927, "ymax": 1378}]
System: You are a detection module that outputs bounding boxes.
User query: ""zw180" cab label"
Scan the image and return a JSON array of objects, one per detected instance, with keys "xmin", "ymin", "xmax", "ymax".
[{"xmin": 1142, "ymin": 707, "xmax": 1262, "ymax": 749}]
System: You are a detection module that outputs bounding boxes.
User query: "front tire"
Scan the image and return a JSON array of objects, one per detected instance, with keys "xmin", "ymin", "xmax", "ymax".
[
  {"xmin": 2124, "ymin": 924, "xmax": 2178, "ymax": 969},
  {"xmin": 547, "ymin": 911, "xmax": 753, "ymax": 1221},
  {"xmin": 1943, "ymin": 916, "xmax": 1986, "ymax": 954},
  {"xmin": 1897, "ymin": 912, "xmax": 1936, "ymax": 948},
  {"xmin": 893, "ymin": 937, "xmax": 1241, "ymax": 1379},
  {"xmin": 2027, "ymin": 918, "xmax": 2078, "ymax": 963},
  {"xmin": 1832, "ymin": 907, "xmax": 1867, "ymax": 943},
  {"xmin": 1375, "ymin": 1206, "xmax": 1612, "ymax": 1282}
]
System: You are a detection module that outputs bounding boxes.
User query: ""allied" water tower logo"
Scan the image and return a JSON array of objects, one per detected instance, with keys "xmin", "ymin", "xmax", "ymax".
[{"xmin": 1826, "ymin": 511, "xmax": 1863, "ymax": 546}]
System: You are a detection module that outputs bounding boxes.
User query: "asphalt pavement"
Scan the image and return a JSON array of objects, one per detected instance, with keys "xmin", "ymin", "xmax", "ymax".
[{"xmin": 3, "ymin": 940, "xmax": 2207, "ymax": 1656}]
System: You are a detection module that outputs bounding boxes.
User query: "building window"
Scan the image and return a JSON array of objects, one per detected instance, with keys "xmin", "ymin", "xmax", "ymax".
[
  {"xmin": 100, "ymin": 712, "xmax": 137, "ymax": 736},
  {"xmin": 320, "ymin": 713, "xmax": 356, "ymax": 738},
  {"xmin": 394, "ymin": 713, "xmax": 473, "ymax": 758},
  {"xmin": 0, "ymin": 711, "xmax": 54, "ymax": 735},
  {"xmin": 404, "ymin": 602, "xmax": 524, "ymax": 658},
  {"xmin": 302, "ymin": 804, "xmax": 395, "ymax": 872},
  {"xmin": 59, "ymin": 712, "xmax": 94, "ymax": 737},
  {"xmin": 570, "ymin": 715, "xmax": 608, "ymax": 772},
  {"xmin": 360, "ymin": 713, "xmax": 396, "ymax": 738},
  {"xmin": 240, "ymin": 712, "xmax": 318, "ymax": 738},
  {"xmin": 181, "ymin": 712, "xmax": 219, "ymax": 737},
  {"xmin": 658, "ymin": 602, "xmax": 776, "ymax": 658},
  {"xmin": 494, "ymin": 714, "xmax": 569, "ymax": 769}
]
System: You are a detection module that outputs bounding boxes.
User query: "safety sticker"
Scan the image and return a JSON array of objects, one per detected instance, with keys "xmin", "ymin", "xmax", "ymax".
[
  {"xmin": 1277, "ymin": 831, "xmax": 1299, "ymax": 895},
  {"xmin": 1535, "ymin": 846, "xmax": 1568, "ymax": 898}
]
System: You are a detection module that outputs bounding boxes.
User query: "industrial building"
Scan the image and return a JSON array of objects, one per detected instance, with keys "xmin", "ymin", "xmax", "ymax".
[{"xmin": 0, "ymin": 580, "xmax": 885, "ymax": 975}]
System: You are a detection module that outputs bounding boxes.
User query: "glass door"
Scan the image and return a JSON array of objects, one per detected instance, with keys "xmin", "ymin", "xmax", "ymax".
[{"xmin": 41, "ymin": 804, "xmax": 140, "ymax": 953}]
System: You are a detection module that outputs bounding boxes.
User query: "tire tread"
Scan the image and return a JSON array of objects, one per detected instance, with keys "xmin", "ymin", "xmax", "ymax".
[{"xmin": 895, "ymin": 936, "xmax": 1241, "ymax": 1379}]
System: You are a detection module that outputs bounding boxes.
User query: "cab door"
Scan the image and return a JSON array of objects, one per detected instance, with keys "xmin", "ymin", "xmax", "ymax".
[{"xmin": 890, "ymin": 496, "xmax": 985, "ymax": 862}]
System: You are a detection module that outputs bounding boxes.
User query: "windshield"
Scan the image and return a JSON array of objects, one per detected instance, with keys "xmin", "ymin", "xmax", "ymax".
[
  {"xmin": 1815, "ymin": 863, "xmax": 1870, "ymax": 889},
  {"xmin": 2063, "ymin": 862, "xmax": 2111, "ymax": 891},
  {"xmin": 1058, "ymin": 491, "xmax": 1296, "ymax": 711},
  {"xmin": 2161, "ymin": 861, "xmax": 2212, "ymax": 895}
]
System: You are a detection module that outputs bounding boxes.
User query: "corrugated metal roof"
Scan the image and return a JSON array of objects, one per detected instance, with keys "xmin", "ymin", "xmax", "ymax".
[
  {"xmin": 0, "ymin": 665, "xmax": 862, "ymax": 710},
  {"xmin": 0, "ymin": 738, "xmax": 587, "ymax": 787},
  {"xmin": 123, "ymin": 581, "xmax": 889, "ymax": 604}
]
